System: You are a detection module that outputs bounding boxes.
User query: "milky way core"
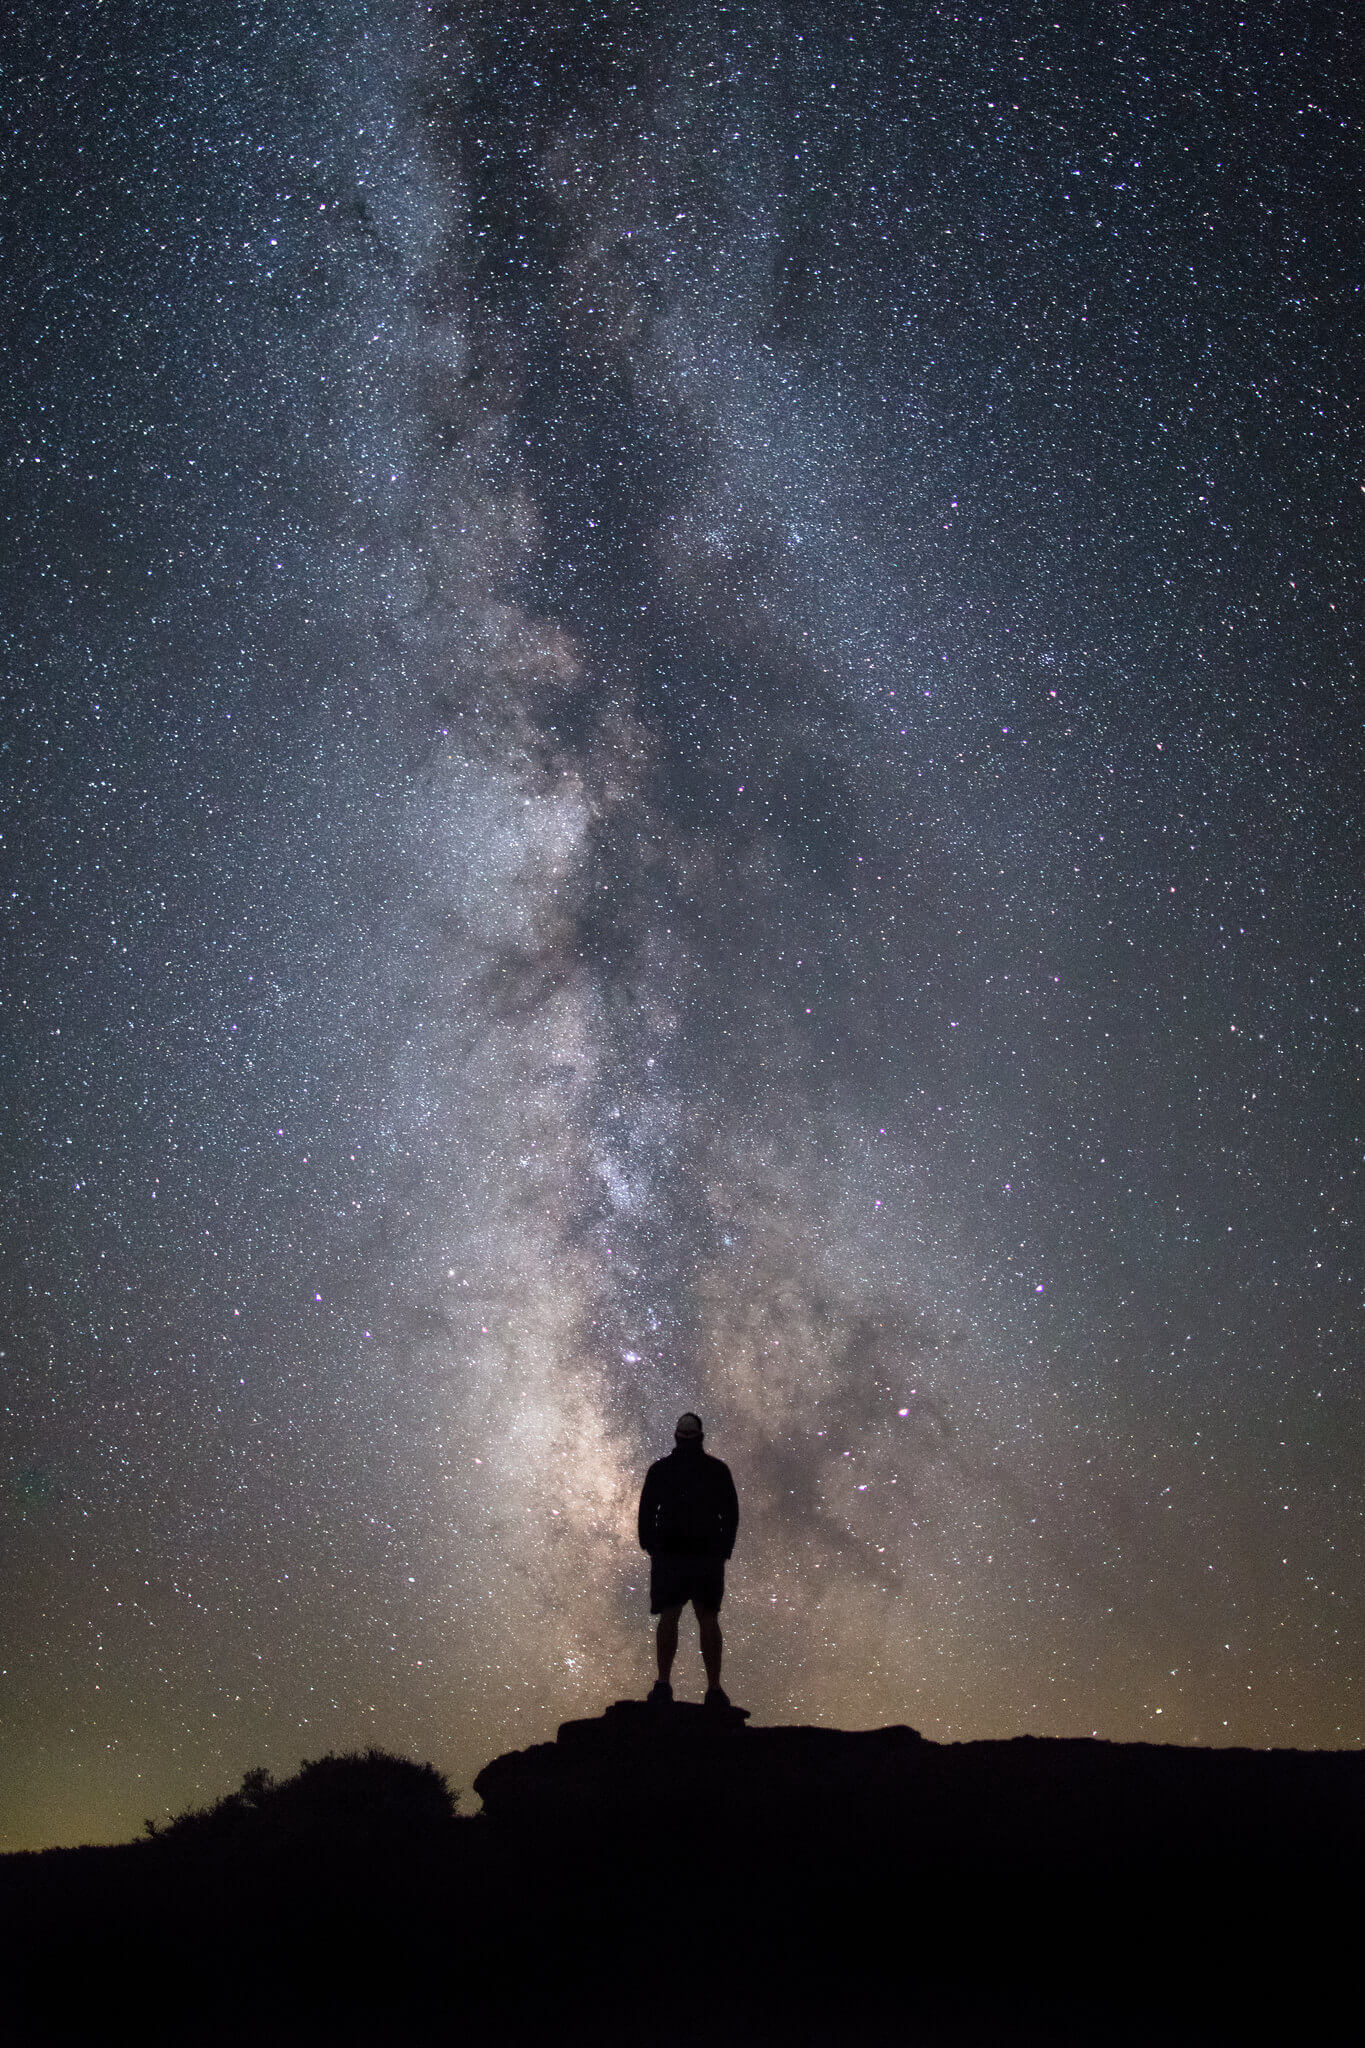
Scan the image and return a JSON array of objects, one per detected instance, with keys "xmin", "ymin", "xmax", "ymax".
[{"xmin": 4, "ymin": 2, "xmax": 1360, "ymax": 1848}]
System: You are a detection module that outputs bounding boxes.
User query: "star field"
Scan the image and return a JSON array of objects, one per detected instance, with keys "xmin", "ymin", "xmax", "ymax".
[{"xmin": 2, "ymin": 0, "xmax": 1360, "ymax": 1848}]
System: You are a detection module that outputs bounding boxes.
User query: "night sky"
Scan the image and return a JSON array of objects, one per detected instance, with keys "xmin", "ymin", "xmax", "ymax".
[{"xmin": 3, "ymin": 1, "xmax": 1360, "ymax": 1850}]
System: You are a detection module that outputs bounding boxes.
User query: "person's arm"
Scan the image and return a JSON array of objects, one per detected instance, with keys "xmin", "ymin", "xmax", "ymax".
[
  {"xmin": 719, "ymin": 1464, "xmax": 739, "ymax": 1559},
  {"xmin": 637, "ymin": 1465, "xmax": 659, "ymax": 1553}
]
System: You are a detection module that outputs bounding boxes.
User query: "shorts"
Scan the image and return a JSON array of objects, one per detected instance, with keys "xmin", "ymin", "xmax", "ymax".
[{"xmin": 649, "ymin": 1552, "xmax": 726, "ymax": 1615}]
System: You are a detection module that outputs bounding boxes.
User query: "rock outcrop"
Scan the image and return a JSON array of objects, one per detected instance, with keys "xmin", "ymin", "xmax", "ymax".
[{"xmin": 476, "ymin": 1699, "xmax": 1365, "ymax": 1868}]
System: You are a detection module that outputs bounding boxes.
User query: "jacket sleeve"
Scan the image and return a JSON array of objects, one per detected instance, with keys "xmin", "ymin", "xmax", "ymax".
[
  {"xmin": 719, "ymin": 1464, "xmax": 739, "ymax": 1559},
  {"xmin": 637, "ymin": 1465, "xmax": 659, "ymax": 1553}
]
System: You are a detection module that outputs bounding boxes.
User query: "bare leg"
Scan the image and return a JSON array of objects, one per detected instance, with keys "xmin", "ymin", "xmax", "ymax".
[
  {"xmin": 656, "ymin": 1605, "xmax": 681, "ymax": 1682},
  {"xmin": 696, "ymin": 1603, "xmax": 723, "ymax": 1690}
]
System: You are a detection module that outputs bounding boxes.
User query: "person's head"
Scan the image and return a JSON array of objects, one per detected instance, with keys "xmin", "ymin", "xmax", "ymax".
[{"xmin": 674, "ymin": 1412, "xmax": 704, "ymax": 1447}]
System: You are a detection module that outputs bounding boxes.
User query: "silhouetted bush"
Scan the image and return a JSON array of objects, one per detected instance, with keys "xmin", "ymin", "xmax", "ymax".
[{"xmin": 143, "ymin": 1747, "xmax": 457, "ymax": 1857}]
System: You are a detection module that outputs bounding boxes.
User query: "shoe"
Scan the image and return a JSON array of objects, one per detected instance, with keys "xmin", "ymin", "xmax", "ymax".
[
  {"xmin": 647, "ymin": 1679, "xmax": 674, "ymax": 1707},
  {"xmin": 703, "ymin": 1685, "xmax": 732, "ymax": 1710}
]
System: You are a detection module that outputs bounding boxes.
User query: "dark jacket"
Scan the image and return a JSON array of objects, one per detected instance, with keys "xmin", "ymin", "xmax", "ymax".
[{"xmin": 637, "ymin": 1444, "xmax": 739, "ymax": 1560}]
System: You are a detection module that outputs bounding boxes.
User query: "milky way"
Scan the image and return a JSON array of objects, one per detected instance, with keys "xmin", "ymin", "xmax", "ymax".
[{"xmin": 3, "ymin": 1, "xmax": 1360, "ymax": 1848}]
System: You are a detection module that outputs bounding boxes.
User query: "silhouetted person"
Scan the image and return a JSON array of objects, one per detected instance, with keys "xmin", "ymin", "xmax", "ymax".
[{"xmin": 637, "ymin": 1412, "xmax": 739, "ymax": 1708}]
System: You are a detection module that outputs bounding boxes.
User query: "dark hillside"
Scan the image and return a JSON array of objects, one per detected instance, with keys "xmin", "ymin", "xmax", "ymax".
[{"xmin": 3, "ymin": 1711, "xmax": 1360, "ymax": 2044}]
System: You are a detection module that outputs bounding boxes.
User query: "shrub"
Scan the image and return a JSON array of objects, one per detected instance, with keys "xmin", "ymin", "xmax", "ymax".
[{"xmin": 144, "ymin": 1748, "xmax": 457, "ymax": 1854}]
